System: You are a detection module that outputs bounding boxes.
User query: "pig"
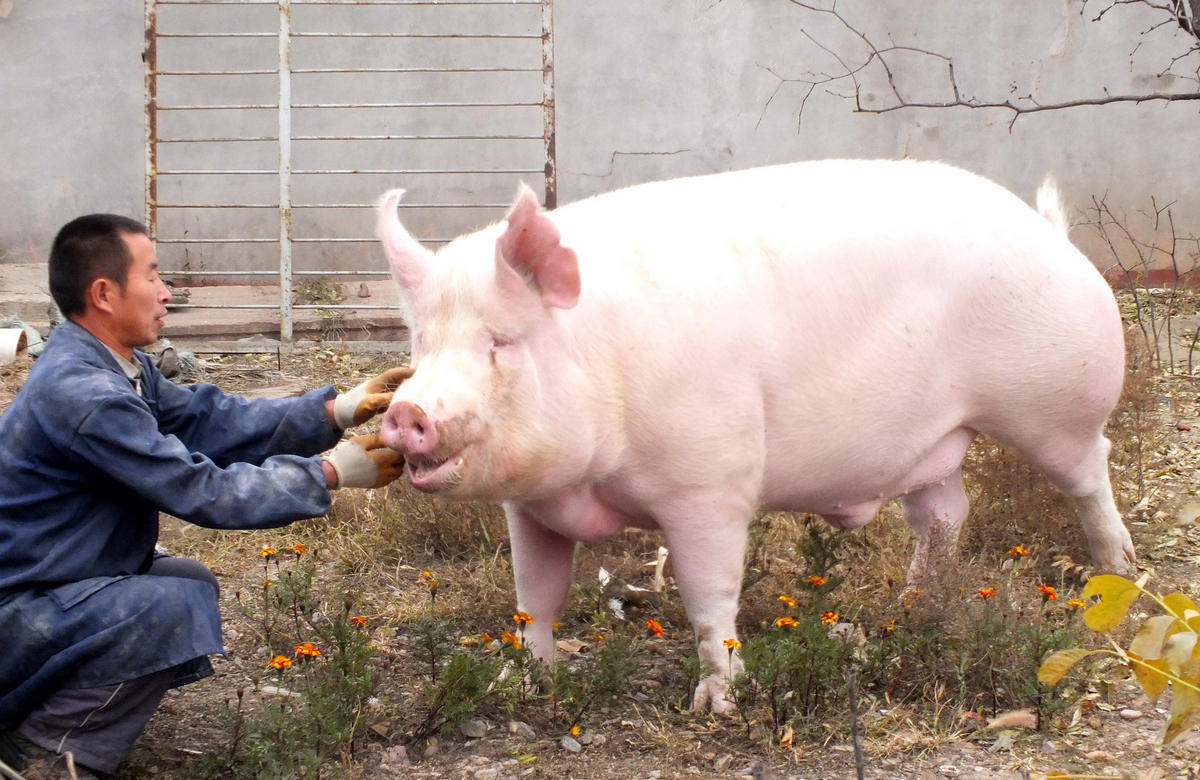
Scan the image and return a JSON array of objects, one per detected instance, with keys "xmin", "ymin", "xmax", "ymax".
[{"xmin": 376, "ymin": 159, "xmax": 1134, "ymax": 714}]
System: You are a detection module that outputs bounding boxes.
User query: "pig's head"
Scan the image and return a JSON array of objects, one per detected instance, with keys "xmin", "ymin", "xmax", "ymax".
[{"xmin": 377, "ymin": 185, "xmax": 584, "ymax": 499}]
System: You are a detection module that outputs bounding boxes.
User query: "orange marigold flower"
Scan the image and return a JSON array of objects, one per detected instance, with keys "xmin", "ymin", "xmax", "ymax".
[
  {"xmin": 513, "ymin": 611, "xmax": 534, "ymax": 625},
  {"xmin": 645, "ymin": 619, "xmax": 664, "ymax": 638},
  {"xmin": 1067, "ymin": 598, "xmax": 1086, "ymax": 609},
  {"xmin": 883, "ymin": 619, "xmax": 896, "ymax": 632},
  {"xmin": 290, "ymin": 543, "xmax": 309, "ymax": 557},
  {"xmin": 821, "ymin": 611, "xmax": 839, "ymax": 625},
  {"xmin": 350, "ymin": 615, "xmax": 368, "ymax": 627},
  {"xmin": 806, "ymin": 576, "xmax": 827, "ymax": 587},
  {"xmin": 419, "ymin": 569, "xmax": 435, "ymax": 580},
  {"xmin": 778, "ymin": 594, "xmax": 796, "ymax": 607},
  {"xmin": 775, "ymin": 616, "xmax": 798, "ymax": 628},
  {"xmin": 569, "ymin": 724, "xmax": 581, "ymax": 737},
  {"xmin": 723, "ymin": 638, "xmax": 741, "ymax": 651},
  {"xmin": 552, "ymin": 621, "xmax": 562, "ymax": 630},
  {"xmin": 294, "ymin": 642, "xmax": 321, "ymax": 658},
  {"xmin": 500, "ymin": 630, "xmax": 521, "ymax": 649},
  {"xmin": 592, "ymin": 634, "xmax": 604, "ymax": 643},
  {"xmin": 260, "ymin": 545, "xmax": 277, "ymax": 559},
  {"xmin": 1038, "ymin": 584, "xmax": 1058, "ymax": 601},
  {"xmin": 977, "ymin": 588, "xmax": 997, "ymax": 599},
  {"xmin": 1008, "ymin": 545, "xmax": 1030, "ymax": 557},
  {"xmin": 267, "ymin": 655, "xmax": 292, "ymax": 670},
  {"xmin": 480, "ymin": 631, "xmax": 495, "ymax": 645}
]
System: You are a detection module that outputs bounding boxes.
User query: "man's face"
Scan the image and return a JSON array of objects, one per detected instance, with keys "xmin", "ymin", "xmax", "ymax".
[{"xmin": 110, "ymin": 232, "xmax": 171, "ymax": 350}]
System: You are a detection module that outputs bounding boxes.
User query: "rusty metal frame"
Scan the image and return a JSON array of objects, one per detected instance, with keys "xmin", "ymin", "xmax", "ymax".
[{"xmin": 144, "ymin": 0, "xmax": 555, "ymax": 342}]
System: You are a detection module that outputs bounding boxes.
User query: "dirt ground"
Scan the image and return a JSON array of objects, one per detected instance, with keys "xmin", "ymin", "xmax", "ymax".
[{"xmin": 3, "ymin": 312, "xmax": 1200, "ymax": 780}]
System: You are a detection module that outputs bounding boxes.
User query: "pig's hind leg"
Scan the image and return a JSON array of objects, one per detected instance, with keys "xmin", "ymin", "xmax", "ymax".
[{"xmin": 1020, "ymin": 431, "xmax": 1135, "ymax": 573}]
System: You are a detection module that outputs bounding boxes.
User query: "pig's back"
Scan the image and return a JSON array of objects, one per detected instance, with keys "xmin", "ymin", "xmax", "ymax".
[{"xmin": 549, "ymin": 160, "xmax": 1123, "ymax": 503}]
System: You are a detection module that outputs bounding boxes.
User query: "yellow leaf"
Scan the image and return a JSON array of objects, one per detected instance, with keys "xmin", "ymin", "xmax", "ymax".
[
  {"xmin": 1130, "ymin": 614, "xmax": 1181, "ymax": 660},
  {"xmin": 1038, "ymin": 648, "xmax": 1099, "ymax": 686},
  {"xmin": 1163, "ymin": 633, "xmax": 1199, "ymax": 675},
  {"xmin": 1082, "ymin": 574, "xmax": 1142, "ymax": 632},
  {"xmin": 1045, "ymin": 773, "xmax": 1071, "ymax": 780},
  {"xmin": 1162, "ymin": 592, "xmax": 1200, "ymax": 622},
  {"xmin": 1164, "ymin": 705, "xmax": 1200, "ymax": 744},
  {"xmin": 1128, "ymin": 651, "xmax": 1171, "ymax": 702}
]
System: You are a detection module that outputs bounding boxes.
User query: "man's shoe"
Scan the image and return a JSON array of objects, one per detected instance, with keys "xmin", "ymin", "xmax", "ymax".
[
  {"xmin": 0, "ymin": 729, "xmax": 52, "ymax": 769},
  {"xmin": 0, "ymin": 732, "xmax": 101, "ymax": 779}
]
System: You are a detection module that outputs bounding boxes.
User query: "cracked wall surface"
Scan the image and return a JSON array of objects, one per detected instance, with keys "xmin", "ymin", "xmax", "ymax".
[{"xmin": 2, "ymin": 0, "xmax": 1196, "ymax": 272}]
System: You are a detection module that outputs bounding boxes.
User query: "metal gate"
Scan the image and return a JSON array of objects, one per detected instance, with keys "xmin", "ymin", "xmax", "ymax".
[{"xmin": 144, "ymin": 0, "xmax": 554, "ymax": 341}]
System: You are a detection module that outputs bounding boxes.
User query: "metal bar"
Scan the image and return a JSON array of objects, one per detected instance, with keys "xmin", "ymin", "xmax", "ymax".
[
  {"xmin": 157, "ymin": 32, "xmax": 277, "ymax": 37},
  {"xmin": 157, "ymin": 238, "xmax": 279, "ymax": 244},
  {"xmin": 290, "ymin": 135, "xmax": 542, "ymax": 141},
  {"xmin": 290, "ymin": 33, "xmax": 540, "ymax": 39},
  {"xmin": 292, "ymin": 168, "xmax": 543, "ymax": 174},
  {"xmin": 159, "ymin": 67, "xmax": 540, "ymax": 75},
  {"xmin": 158, "ymin": 169, "xmax": 278, "ymax": 174},
  {"xmin": 144, "ymin": 0, "xmax": 158, "ymax": 236},
  {"xmin": 542, "ymin": 0, "xmax": 556, "ymax": 209},
  {"xmin": 157, "ymin": 104, "xmax": 280, "ymax": 110},
  {"xmin": 157, "ymin": 138, "xmax": 281, "ymax": 143},
  {"xmin": 290, "ymin": 101, "xmax": 541, "ymax": 108},
  {"xmin": 293, "ymin": 1, "xmax": 540, "ymax": 4},
  {"xmin": 291, "ymin": 67, "xmax": 540, "ymax": 73},
  {"xmin": 156, "ymin": 69, "xmax": 278, "ymax": 75},
  {"xmin": 161, "ymin": 270, "xmax": 279, "ymax": 275},
  {"xmin": 279, "ymin": 0, "xmax": 294, "ymax": 342},
  {"xmin": 157, "ymin": 204, "xmax": 279, "ymax": 208}
]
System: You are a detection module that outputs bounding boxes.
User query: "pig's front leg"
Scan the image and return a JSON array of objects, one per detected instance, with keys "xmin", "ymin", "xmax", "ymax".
[
  {"xmin": 505, "ymin": 503, "xmax": 576, "ymax": 664},
  {"xmin": 659, "ymin": 511, "xmax": 751, "ymax": 715}
]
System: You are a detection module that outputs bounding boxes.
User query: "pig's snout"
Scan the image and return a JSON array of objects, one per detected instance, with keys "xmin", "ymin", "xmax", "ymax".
[{"xmin": 381, "ymin": 400, "xmax": 438, "ymax": 456}]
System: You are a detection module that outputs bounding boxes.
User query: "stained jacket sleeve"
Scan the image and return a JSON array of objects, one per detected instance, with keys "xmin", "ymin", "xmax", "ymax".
[{"xmin": 69, "ymin": 380, "xmax": 338, "ymax": 529}]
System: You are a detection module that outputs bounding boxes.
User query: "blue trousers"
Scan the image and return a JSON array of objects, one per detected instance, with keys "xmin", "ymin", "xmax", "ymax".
[{"xmin": 17, "ymin": 557, "xmax": 219, "ymax": 774}]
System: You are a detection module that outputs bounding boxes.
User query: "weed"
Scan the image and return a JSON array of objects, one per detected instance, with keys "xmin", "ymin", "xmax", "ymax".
[{"xmin": 203, "ymin": 546, "xmax": 378, "ymax": 779}]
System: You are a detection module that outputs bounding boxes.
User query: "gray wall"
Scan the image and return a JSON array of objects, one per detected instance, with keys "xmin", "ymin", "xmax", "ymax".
[
  {"xmin": 2, "ymin": 0, "xmax": 1197, "ymax": 274},
  {"xmin": 0, "ymin": 0, "xmax": 145, "ymax": 263}
]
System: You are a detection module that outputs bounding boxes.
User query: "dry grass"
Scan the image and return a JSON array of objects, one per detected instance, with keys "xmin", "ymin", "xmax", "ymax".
[{"xmin": 3, "ymin": 291, "xmax": 1194, "ymax": 777}]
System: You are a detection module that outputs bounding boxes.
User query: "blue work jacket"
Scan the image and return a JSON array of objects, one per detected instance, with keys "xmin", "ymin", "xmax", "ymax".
[{"xmin": 0, "ymin": 321, "xmax": 342, "ymax": 728}]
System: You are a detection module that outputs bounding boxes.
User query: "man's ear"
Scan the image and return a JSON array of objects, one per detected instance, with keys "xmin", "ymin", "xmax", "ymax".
[{"xmin": 87, "ymin": 277, "xmax": 120, "ymax": 315}]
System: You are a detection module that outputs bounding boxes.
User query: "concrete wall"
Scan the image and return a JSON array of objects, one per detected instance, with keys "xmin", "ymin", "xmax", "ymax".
[
  {"xmin": 0, "ymin": 0, "xmax": 145, "ymax": 264},
  {"xmin": 553, "ymin": 0, "xmax": 1199, "ymax": 274},
  {"xmin": 2, "ymin": 0, "xmax": 1197, "ymax": 275}
]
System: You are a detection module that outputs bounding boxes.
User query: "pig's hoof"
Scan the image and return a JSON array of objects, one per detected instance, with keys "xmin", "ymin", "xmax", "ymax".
[{"xmin": 691, "ymin": 675, "xmax": 736, "ymax": 715}]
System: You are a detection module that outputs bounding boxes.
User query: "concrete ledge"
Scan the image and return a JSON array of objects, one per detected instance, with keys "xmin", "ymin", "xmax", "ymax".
[{"xmin": 0, "ymin": 263, "xmax": 407, "ymax": 343}]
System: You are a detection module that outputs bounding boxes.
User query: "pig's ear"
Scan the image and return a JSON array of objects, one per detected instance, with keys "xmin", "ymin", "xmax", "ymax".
[
  {"xmin": 495, "ymin": 184, "xmax": 580, "ymax": 309},
  {"xmin": 377, "ymin": 189, "xmax": 433, "ymax": 293}
]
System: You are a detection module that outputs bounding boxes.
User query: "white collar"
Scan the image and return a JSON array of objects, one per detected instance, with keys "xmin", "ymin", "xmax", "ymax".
[{"xmin": 102, "ymin": 343, "xmax": 143, "ymax": 383}]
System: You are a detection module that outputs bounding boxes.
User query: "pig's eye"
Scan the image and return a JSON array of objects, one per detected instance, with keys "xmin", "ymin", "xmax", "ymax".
[{"xmin": 489, "ymin": 333, "xmax": 512, "ymax": 353}]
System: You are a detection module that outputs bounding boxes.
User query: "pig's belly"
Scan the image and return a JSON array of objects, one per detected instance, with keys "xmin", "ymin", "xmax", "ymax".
[{"xmin": 759, "ymin": 426, "xmax": 977, "ymax": 526}]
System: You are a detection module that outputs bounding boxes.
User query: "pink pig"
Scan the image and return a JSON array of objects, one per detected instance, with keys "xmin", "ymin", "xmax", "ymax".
[{"xmin": 377, "ymin": 159, "xmax": 1134, "ymax": 713}]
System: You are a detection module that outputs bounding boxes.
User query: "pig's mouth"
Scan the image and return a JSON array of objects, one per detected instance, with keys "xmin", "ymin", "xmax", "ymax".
[{"xmin": 405, "ymin": 453, "xmax": 465, "ymax": 493}]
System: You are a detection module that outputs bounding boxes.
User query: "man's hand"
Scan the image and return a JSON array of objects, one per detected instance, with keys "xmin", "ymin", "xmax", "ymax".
[
  {"xmin": 332, "ymin": 366, "xmax": 413, "ymax": 429},
  {"xmin": 323, "ymin": 433, "xmax": 406, "ymax": 489}
]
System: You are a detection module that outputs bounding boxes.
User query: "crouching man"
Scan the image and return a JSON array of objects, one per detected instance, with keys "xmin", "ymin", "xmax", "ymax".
[{"xmin": 0, "ymin": 214, "xmax": 410, "ymax": 777}]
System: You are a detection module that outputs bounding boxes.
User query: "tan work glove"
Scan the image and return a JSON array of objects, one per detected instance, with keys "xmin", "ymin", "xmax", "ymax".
[
  {"xmin": 323, "ymin": 433, "xmax": 406, "ymax": 489},
  {"xmin": 332, "ymin": 366, "xmax": 413, "ymax": 429}
]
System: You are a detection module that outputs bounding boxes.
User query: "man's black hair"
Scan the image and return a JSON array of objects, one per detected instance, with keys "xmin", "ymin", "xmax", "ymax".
[{"xmin": 48, "ymin": 214, "xmax": 150, "ymax": 316}]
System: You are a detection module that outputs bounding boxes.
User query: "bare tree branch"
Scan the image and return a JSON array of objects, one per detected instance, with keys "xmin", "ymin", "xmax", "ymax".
[{"xmin": 782, "ymin": 0, "xmax": 1200, "ymax": 128}]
